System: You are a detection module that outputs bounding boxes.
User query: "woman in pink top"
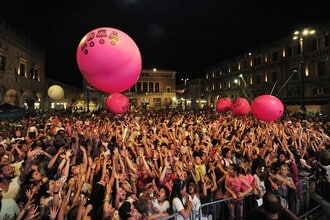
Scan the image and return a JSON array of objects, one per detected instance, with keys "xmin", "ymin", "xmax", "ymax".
[
  {"xmin": 239, "ymin": 166, "xmax": 254, "ymax": 191},
  {"xmin": 224, "ymin": 164, "xmax": 252, "ymax": 220},
  {"xmin": 239, "ymin": 165, "xmax": 257, "ymax": 211}
]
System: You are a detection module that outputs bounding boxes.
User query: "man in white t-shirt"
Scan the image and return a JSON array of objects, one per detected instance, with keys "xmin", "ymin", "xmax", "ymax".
[
  {"xmin": 0, "ymin": 155, "xmax": 32, "ymax": 201},
  {"xmin": 0, "ymin": 191, "xmax": 20, "ymax": 220},
  {"xmin": 0, "ymin": 164, "xmax": 21, "ymax": 200}
]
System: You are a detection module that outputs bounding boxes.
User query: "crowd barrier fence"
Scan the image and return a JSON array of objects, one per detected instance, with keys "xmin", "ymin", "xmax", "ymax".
[{"xmin": 162, "ymin": 175, "xmax": 326, "ymax": 220}]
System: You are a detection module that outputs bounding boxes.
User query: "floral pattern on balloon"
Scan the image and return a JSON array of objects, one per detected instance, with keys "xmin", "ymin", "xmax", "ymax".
[
  {"xmin": 230, "ymin": 97, "xmax": 250, "ymax": 116},
  {"xmin": 216, "ymin": 97, "xmax": 232, "ymax": 113},
  {"xmin": 76, "ymin": 27, "xmax": 142, "ymax": 93}
]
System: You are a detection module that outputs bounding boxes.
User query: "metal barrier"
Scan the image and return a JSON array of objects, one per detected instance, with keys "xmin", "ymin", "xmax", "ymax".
[
  {"xmin": 295, "ymin": 175, "xmax": 328, "ymax": 219},
  {"xmin": 163, "ymin": 212, "xmax": 179, "ymax": 220},
  {"xmin": 163, "ymin": 195, "xmax": 254, "ymax": 220},
  {"xmin": 163, "ymin": 175, "xmax": 326, "ymax": 220},
  {"xmin": 295, "ymin": 176, "xmax": 313, "ymax": 216}
]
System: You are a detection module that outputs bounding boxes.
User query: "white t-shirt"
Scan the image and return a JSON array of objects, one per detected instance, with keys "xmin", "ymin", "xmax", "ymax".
[
  {"xmin": 253, "ymin": 174, "xmax": 266, "ymax": 207},
  {"xmin": 188, "ymin": 194, "xmax": 201, "ymax": 217},
  {"xmin": 172, "ymin": 197, "xmax": 189, "ymax": 220},
  {"xmin": 151, "ymin": 199, "xmax": 170, "ymax": 213},
  {"xmin": 10, "ymin": 137, "xmax": 24, "ymax": 143},
  {"xmin": 0, "ymin": 198, "xmax": 20, "ymax": 220},
  {"xmin": 151, "ymin": 199, "xmax": 170, "ymax": 220},
  {"xmin": 0, "ymin": 176, "xmax": 21, "ymax": 200}
]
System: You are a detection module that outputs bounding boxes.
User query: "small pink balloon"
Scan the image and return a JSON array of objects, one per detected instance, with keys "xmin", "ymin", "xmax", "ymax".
[
  {"xmin": 216, "ymin": 97, "xmax": 232, "ymax": 112},
  {"xmin": 106, "ymin": 93, "xmax": 130, "ymax": 114},
  {"xmin": 251, "ymin": 95, "xmax": 284, "ymax": 122},
  {"xmin": 231, "ymin": 97, "xmax": 250, "ymax": 116},
  {"xmin": 77, "ymin": 27, "xmax": 142, "ymax": 93}
]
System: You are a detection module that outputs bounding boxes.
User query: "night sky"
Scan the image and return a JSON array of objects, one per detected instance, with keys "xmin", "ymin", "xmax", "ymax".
[{"xmin": 1, "ymin": 0, "xmax": 329, "ymax": 87}]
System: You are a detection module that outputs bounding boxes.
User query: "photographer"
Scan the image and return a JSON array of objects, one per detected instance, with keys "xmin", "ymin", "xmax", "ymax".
[
  {"xmin": 247, "ymin": 190, "xmax": 299, "ymax": 220},
  {"xmin": 319, "ymin": 147, "xmax": 330, "ymax": 183},
  {"xmin": 301, "ymin": 147, "xmax": 330, "ymax": 218},
  {"xmin": 306, "ymin": 148, "xmax": 330, "ymax": 201},
  {"xmin": 309, "ymin": 180, "xmax": 330, "ymax": 218}
]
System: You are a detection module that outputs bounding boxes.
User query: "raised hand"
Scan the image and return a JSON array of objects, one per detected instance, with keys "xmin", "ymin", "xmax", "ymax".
[{"xmin": 49, "ymin": 206, "xmax": 59, "ymax": 220}]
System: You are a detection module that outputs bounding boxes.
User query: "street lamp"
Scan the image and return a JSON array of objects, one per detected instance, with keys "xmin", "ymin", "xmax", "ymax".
[
  {"xmin": 233, "ymin": 78, "xmax": 239, "ymax": 98},
  {"xmin": 293, "ymin": 28, "xmax": 315, "ymax": 115},
  {"xmin": 181, "ymin": 78, "xmax": 189, "ymax": 109},
  {"xmin": 181, "ymin": 78, "xmax": 189, "ymax": 86}
]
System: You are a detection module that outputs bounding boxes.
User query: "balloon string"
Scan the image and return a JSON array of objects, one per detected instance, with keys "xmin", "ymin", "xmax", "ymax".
[
  {"xmin": 275, "ymin": 70, "xmax": 297, "ymax": 97},
  {"xmin": 241, "ymin": 89, "xmax": 251, "ymax": 102},
  {"xmin": 239, "ymin": 75, "xmax": 252, "ymax": 102},
  {"xmin": 270, "ymin": 81, "xmax": 277, "ymax": 96}
]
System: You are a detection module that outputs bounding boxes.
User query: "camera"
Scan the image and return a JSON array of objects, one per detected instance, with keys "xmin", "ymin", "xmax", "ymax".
[
  {"xmin": 310, "ymin": 160, "xmax": 327, "ymax": 182},
  {"xmin": 311, "ymin": 148, "xmax": 330, "ymax": 183}
]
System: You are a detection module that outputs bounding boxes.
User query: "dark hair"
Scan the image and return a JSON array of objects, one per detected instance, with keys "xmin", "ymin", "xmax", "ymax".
[
  {"xmin": 221, "ymin": 147, "xmax": 231, "ymax": 158},
  {"xmin": 118, "ymin": 201, "xmax": 131, "ymax": 220},
  {"xmin": 159, "ymin": 184, "xmax": 170, "ymax": 200},
  {"xmin": 66, "ymin": 204, "xmax": 79, "ymax": 220},
  {"xmin": 25, "ymin": 169, "xmax": 38, "ymax": 183},
  {"xmin": 169, "ymin": 178, "xmax": 185, "ymax": 206},
  {"xmin": 204, "ymin": 172, "xmax": 212, "ymax": 179},
  {"xmin": 319, "ymin": 148, "xmax": 330, "ymax": 166},
  {"xmin": 193, "ymin": 151, "xmax": 203, "ymax": 158},
  {"xmin": 34, "ymin": 180, "xmax": 51, "ymax": 205},
  {"xmin": 134, "ymin": 199, "xmax": 148, "ymax": 215},
  {"xmin": 172, "ymin": 178, "xmax": 185, "ymax": 191},
  {"xmin": 256, "ymin": 166, "xmax": 268, "ymax": 181},
  {"xmin": 211, "ymin": 139, "xmax": 218, "ymax": 146},
  {"xmin": 230, "ymin": 164, "xmax": 241, "ymax": 174},
  {"xmin": 263, "ymin": 190, "xmax": 282, "ymax": 213},
  {"xmin": 185, "ymin": 179, "xmax": 196, "ymax": 188}
]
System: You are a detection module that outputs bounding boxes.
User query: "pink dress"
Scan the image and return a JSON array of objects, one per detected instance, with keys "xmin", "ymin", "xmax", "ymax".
[
  {"xmin": 240, "ymin": 174, "xmax": 254, "ymax": 191},
  {"xmin": 225, "ymin": 175, "xmax": 243, "ymax": 201}
]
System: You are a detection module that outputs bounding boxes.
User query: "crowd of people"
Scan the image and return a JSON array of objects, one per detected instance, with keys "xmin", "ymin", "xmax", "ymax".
[{"xmin": 0, "ymin": 107, "xmax": 329, "ymax": 220}]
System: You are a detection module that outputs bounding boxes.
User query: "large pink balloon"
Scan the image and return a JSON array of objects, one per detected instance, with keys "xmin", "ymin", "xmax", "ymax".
[
  {"xmin": 231, "ymin": 97, "xmax": 250, "ymax": 116},
  {"xmin": 106, "ymin": 93, "xmax": 130, "ymax": 114},
  {"xmin": 77, "ymin": 27, "xmax": 142, "ymax": 93},
  {"xmin": 216, "ymin": 97, "xmax": 232, "ymax": 112},
  {"xmin": 251, "ymin": 95, "xmax": 284, "ymax": 122}
]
